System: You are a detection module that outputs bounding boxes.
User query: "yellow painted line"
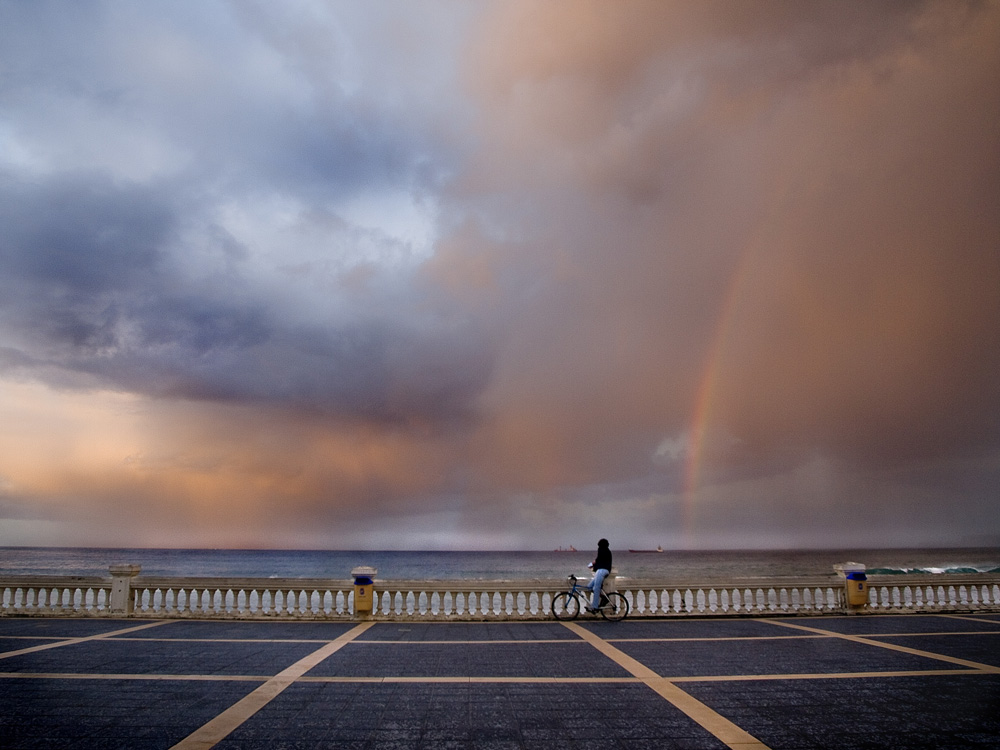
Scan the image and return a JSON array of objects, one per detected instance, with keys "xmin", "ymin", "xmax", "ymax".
[
  {"xmin": 104, "ymin": 637, "xmax": 329, "ymax": 643},
  {"xmin": 0, "ymin": 636, "xmax": 69, "ymax": 641},
  {"xmin": 432, "ymin": 675, "xmax": 629, "ymax": 683},
  {"xmin": 351, "ymin": 638, "xmax": 580, "ymax": 644},
  {"xmin": 608, "ymin": 630, "xmax": 999, "ymax": 641},
  {"xmin": 937, "ymin": 613, "xmax": 1000, "ymax": 626},
  {"xmin": 170, "ymin": 621, "xmax": 374, "ymax": 750},
  {"xmin": 561, "ymin": 622, "xmax": 769, "ymax": 750},
  {"xmin": 0, "ymin": 672, "xmax": 266, "ymax": 681},
  {"xmin": 2, "ymin": 667, "xmax": 989, "ymax": 685},
  {"xmin": 764, "ymin": 620, "xmax": 1000, "ymax": 672},
  {"xmin": 870, "ymin": 630, "xmax": 1000, "ymax": 637},
  {"xmin": 606, "ymin": 635, "xmax": 826, "ymax": 643},
  {"xmin": 295, "ymin": 675, "xmax": 639, "ymax": 683},
  {"xmin": 71, "ymin": 636, "xmax": 583, "ymax": 646},
  {"xmin": 668, "ymin": 668, "xmax": 981, "ymax": 682},
  {"xmin": 0, "ymin": 621, "xmax": 170, "ymax": 659},
  {"xmin": 104, "ymin": 630, "xmax": 1000, "ymax": 645},
  {"xmin": 609, "ymin": 629, "xmax": 997, "ymax": 640}
]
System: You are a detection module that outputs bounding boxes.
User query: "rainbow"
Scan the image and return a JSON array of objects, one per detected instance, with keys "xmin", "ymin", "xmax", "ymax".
[{"xmin": 680, "ymin": 239, "xmax": 758, "ymax": 546}]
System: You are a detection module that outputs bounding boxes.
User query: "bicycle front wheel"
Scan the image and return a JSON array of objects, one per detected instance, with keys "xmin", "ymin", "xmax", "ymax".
[
  {"xmin": 600, "ymin": 592, "xmax": 629, "ymax": 621},
  {"xmin": 552, "ymin": 592, "xmax": 581, "ymax": 620}
]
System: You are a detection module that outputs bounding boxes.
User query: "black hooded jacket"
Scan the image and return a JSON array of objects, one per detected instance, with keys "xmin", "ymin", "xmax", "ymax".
[{"xmin": 593, "ymin": 542, "xmax": 612, "ymax": 572}]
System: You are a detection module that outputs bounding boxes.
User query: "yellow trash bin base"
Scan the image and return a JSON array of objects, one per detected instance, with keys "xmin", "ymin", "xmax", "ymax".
[
  {"xmin": 351, "ymin": 565, "xmax": 377, "ymax": 615},
  {"xmin": 846, "ymin": 579, "xmax": 868, "ymax": 607},
  {"xmin": 354, "ymin": 583, "xmax": 374, "ymax": 612}
]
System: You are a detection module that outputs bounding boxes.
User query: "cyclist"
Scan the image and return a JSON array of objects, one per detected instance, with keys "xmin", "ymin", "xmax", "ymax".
[{"xmin": 585, "ymin": 538, "xmax": 612, "ymax": 612}]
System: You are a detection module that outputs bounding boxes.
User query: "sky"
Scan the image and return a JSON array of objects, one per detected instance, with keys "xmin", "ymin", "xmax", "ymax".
[{"xmin": 1, "ymin": 0, "xmax": 998, "ymax": 551}]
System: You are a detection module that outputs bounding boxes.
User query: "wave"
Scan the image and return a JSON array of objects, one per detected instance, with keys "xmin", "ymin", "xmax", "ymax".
[{"xmin": 867, "ymin": 565, "xmax": 1000, "ymax": 575}]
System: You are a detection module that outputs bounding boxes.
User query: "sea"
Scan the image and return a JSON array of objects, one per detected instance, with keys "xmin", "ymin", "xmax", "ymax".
[{"xmin": 2, "ymin": 546, "xmax": 998, "ymax": 581}]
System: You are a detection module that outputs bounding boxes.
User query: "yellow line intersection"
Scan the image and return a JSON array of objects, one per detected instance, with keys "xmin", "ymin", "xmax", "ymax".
[
  {"xmin": 763, "ymin": 618, "xmax": 1000, "ymax": 672},
  {"xmin": 561, "ymin": 621, "xmax": 771, "ymax": 749}
]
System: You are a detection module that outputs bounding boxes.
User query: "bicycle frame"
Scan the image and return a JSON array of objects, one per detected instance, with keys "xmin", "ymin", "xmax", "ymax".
[
  {"xmin": 552, "ymin": 573, "xmax": 629, "ymax": 621},
  {"xmin": 567, "ymin": 575, "xmax": 593, "ymax": 599}
]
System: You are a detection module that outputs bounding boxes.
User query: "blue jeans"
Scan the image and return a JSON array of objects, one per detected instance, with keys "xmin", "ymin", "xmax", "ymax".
[{"xmin": 587, "ymin": 568, "xmax": 609, "ymax": 609}]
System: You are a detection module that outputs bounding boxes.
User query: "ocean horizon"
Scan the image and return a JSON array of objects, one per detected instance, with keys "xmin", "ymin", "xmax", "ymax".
[{"xmin": 2, "ymin": 545, "xmax": 998, "ymax": 581}]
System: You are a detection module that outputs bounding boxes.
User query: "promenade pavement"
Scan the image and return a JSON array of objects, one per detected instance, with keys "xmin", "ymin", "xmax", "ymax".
[{"xmin": 1, "ymin": 613, "xmax": 998, "ymax": 749}]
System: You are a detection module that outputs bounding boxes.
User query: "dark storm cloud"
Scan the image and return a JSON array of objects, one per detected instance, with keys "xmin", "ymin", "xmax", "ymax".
[
  {"xmin": 0, "ymin": 211, "xmax": 491, "ymax": 424},
  {"xmin": 0, "ymin": 173, "xmax": 169, "ymax": 295},
  {"xmin": 0, "ymin": 2, "xmax": 489, "ymax": 425},
  {"xmin": 86, "ymin": 306, "xmax": 492, "ymax": 423},
  {"xmin": 0, "ymin": 0, "xmax": 452, "ymax": 195},
  {"xmin": 0, "ymin": 168, "xmax": 490, "ymax": 423}
]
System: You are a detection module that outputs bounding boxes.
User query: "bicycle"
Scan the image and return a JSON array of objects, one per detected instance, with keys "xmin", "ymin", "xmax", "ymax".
[{"xmin": 551, "ymin": 573, "xmax": 630, "ymax": 621}]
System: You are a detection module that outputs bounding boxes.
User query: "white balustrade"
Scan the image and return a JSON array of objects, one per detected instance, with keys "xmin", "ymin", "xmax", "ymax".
[
  {"xmin": 618, "ymin": 579, "xmax": 844, "ymax": 616},
  {"xmin": 865, "ymin": 578, "xmax": 1000, "ymax": 612},
  {"xmin": 3, "ymin": 572, "xmax": 998, "ymax": 621},
  {"xmin": 124, "ymin": 578, "xmax": 355, "ymax": 618},
  {"xmin": 0, "ymin": 577, "xmax": 111, "ymax": 616}
]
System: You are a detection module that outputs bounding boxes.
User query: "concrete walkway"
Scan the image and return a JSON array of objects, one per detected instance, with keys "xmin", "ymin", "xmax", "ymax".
[{"xmin": 1, "ymin": 613, "xmax": 998, "ymax": 749}]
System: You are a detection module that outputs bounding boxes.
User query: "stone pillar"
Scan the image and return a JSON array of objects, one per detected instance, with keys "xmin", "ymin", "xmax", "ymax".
[{"xmin": 109, "ymin": 564, "xmax": 141, "ymax": 615}]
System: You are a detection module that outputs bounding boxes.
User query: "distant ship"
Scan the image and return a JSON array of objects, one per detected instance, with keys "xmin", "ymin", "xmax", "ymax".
[
  {"xmin": 554, "ymin": 545, "xmax": 577, "ymax": 552},
  {"xmin": 628, "ymin": 546, "xmax": 664, "ymax": 553}
]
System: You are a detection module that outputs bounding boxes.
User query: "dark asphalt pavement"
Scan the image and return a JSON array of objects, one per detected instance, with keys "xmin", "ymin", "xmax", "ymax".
[{"xmin": 1, "ymin": 613, "xmax": 998, "ymax": 749}]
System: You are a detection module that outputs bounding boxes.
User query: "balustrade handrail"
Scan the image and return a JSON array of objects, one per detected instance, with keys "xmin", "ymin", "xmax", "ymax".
[
  {"xmin": 870, "ymin": 574, "xmax": 1000, "ymax": 584},
  {"xmin": 622, "ymin": 572, "xmax": 1000, "ymax": 587},
  {"xmin": 0, "ymin": 575, "xmax": 111, "ymax": 586},
  {"xmin": 131, "ymin": 576, "xmax": 353, "ymax": 589},
  {"xmin": 4, "ymin": 571, "xmax": 999, "ymax": 620},
  {"xmin": 4, "ymin": 572, "xmax": 997, "ymax": 587},
  {"xmin": 630, "ymin": 576, "xmax": 836, "ymax": 589}
]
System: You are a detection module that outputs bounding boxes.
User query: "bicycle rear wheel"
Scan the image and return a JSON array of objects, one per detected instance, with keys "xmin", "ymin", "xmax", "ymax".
[
  {"xmin": 600, "ymin": 592, "xmax": 629, "ymax": 621},
  {"xmin": 552, "ymin": 592, "xmax": 581, "ymax": 620}
]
